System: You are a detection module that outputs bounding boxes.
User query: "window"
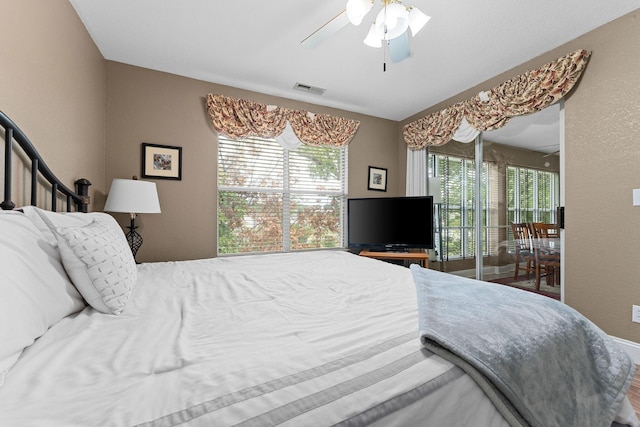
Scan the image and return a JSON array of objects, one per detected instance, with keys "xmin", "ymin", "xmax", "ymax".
[
  {"xmin": 429, "ymin": 154, "xmax": 496, "ymax": 260},
  {"xmin": 507, "ymin": 166, "xmax": 559, "ymax": 224},
  {"xmin": 217, "ymin": 136, "xmax": 348, "ymax": 255}
]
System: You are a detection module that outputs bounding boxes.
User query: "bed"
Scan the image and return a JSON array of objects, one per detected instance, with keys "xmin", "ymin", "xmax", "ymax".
[{"xmin": 0, "ymin": 111, "xmax": 638, "ymax": 427}]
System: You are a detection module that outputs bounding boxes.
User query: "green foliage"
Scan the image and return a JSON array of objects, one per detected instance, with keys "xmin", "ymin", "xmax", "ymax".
[
  {"xmin": 290, "ymin": 196, "xmax": 341, "ymax": 249},
  {"xmin": 295, "ymin": 145, "xmax": 341, "ymax": 181}
]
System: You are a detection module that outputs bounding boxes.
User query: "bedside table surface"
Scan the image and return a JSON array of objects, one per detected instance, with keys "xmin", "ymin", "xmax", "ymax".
[{"xmin": 358, "ymin": 250, "xmax": 429, "ymax": 267}]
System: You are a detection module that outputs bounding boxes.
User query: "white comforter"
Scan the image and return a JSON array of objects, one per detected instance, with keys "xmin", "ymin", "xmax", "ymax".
[
  {"xmin": 0, "ymin": 250, "xmax": 513, "ymax": 426},
  {"xmin": 0, "ymin": 250, "xmax": 629, "ymax": 426}
]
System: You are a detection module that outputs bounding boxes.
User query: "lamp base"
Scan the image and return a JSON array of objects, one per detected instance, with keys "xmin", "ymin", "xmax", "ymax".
[{"xmin": 126, "ymin": 216, "xmax": 143, "ymax": 262}]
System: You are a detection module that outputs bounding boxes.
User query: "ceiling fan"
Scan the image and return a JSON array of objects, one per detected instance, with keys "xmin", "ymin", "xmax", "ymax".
[{"xmin": 301, "ymin": 0, "xmax": 430, "ymax": 66}]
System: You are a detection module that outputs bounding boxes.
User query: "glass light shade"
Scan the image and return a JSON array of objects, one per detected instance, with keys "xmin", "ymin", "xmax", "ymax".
[
  {"xmin": 346, "ymin": 0, "xmax": 373, "ymax": 25},
  {"xmin": 374, "ymin": 2, "xmax": 409, "ymax": 40},
  {"xmin": 408, "ymin": 6, "xmax": 430, "ymax": 35},
  {"xmin": 363, "ymin": 23, "xmax": 382, "ymax": 47},
  {"xmin": 104, "ymin": 178, "xmax": 161, "ymax": 214}
]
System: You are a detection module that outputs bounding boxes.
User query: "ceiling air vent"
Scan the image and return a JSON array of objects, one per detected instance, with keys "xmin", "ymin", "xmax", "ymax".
[{"xmin": 293, "ymin": 82, "xmax": 325, "ymax": 95}]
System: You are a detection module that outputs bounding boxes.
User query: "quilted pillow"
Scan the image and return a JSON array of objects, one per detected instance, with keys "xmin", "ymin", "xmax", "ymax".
[
  {"xmin": 0, "ymin": 211, "xmax": 85, "ymax": 388},
  {"xmin": 53, "ymin": 214, "xmax": 137, "ymax": 315}
]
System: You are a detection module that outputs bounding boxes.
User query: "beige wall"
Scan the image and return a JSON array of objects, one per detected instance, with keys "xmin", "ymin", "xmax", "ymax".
[
  {"xmin": 105, "ymin": 62, "xmax": 399, "ymax": 262},
  {"xmin": 399, "ymin": 10, "xmax": 640, "ymax": 342},
  {"xmin": 562, "ymin": 11, "xmax": 640, "ymax": 342},
  {"xmin": 1, "ymin": 0, "xmax": 106, "ymax": 206}
]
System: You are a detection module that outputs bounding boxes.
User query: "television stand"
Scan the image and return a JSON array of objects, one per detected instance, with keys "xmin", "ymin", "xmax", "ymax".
[{"xmin": 358, "ymin": 250, "xmax": 429, "ymax": 268}]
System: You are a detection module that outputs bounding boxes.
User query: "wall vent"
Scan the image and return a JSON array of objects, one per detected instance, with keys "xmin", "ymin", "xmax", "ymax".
[{"xmin": 293, "ymin": 82, "xmax": 326, "ymax": 95}]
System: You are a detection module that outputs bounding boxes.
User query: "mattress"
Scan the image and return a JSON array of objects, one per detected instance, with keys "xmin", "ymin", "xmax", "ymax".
[{"xmin": 0, "ymin": 250, "xmax": 514, "ymax": 426}]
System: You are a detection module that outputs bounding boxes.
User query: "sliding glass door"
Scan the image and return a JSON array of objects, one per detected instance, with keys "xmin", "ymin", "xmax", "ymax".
[
  {"xmin": 427, "ymin": 140, "xmax": 488, "ymax": 280},
  {"xmin": 481, "ymin": 103, "xmax": 562, "ymax": 295},
  {"xmin": 427, "ymin": 102, "xmax": 562, "ymax": 293}
]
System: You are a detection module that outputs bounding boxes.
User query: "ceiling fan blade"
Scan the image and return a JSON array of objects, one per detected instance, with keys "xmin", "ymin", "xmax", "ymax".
[
  {"xmin": 301, "ymin": 10, "xmax": 349, "ymax": 48},
  {"xmin": 388, "ymin": 31, "xmax": 410, "ymax": 63}
]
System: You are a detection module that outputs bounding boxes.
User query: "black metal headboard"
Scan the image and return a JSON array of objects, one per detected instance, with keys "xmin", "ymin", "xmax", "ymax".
[{"xmin": 0, "ymin": 111, "xmax": 91, "ymax": 212}]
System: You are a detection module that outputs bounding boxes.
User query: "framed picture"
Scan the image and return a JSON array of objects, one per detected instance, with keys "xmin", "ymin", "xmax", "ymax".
[
  {"xmin": 368, "ymin": 166, "xmax": 387, "ymax": 192},
  {"xmin": 141, "ymin": 143, "xmax": 182, "ymax": 180}
]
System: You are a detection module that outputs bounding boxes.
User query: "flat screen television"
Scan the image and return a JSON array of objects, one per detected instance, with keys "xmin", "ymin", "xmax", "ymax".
[{"xmin": 347, "ymin": 196, "xmax": 434, "ymax": 251}]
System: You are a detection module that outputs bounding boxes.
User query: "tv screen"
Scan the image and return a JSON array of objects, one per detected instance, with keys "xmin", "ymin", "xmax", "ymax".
[{"xmin": 347, "ymin": 196, "xmax": 434, "ymax": 251}]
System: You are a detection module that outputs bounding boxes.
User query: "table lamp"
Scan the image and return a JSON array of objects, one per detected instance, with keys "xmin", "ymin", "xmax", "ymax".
[{"xmin": 104, "ymin": 177, "xmax": 161, "ymax": 261}]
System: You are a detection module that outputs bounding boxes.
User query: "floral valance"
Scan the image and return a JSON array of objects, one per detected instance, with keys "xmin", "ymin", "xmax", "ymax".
[
  {"xmin": 403, "ymin": 49, "xmax": 591, "ymax": 149},
  {"xmin": 206, "ymin": 94, "xmax": 360, "ymax": 147}
]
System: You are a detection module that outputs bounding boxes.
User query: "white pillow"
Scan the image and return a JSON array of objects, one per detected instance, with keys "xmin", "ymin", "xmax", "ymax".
[
  {"xmin": 21, "ymin": 205, "xmax": 93, "ymax": 247},
  {"xmin": 21, "ymin": 206, "xmax": 137, "ymax": 315},
  {"xmin": 53, "ymin": 214, "xmax": 137, "ymax": 315},
  {"xmin": 0, "ymin": 211, "xmax": 85, "ymax": 388}
]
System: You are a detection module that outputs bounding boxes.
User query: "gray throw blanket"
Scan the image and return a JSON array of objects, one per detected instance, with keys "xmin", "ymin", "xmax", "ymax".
[{"xmin": 410, "ymin": 265, "xmax": 635, "ymax": 427}]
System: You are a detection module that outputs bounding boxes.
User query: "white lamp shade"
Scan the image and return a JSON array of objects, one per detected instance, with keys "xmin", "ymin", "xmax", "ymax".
[
  {"xmin": 374, "ymin": 3, "xmax": 409, "ymax": 41},
  {"xmin": 346, "ymin": 0, "xmax": 373, "ymax": 25},
  {"xmin": 104, "ymin": 178, "xmax": 161, "ymax": 214},
  {"xmin": 363, "ymin": 22, "xmax": 383, "ymax": 47},
  {"xmin": 408, "ymin": 6, "xmax": 430, "ymax": 36}
]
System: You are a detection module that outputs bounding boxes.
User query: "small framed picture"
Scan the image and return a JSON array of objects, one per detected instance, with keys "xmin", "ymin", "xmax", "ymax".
[
  {"xmin": 141, "ymin": 143, "xmax": 182, "ymax": 180},
  {"xmin": 368, "ymin": 166, "xmax": 387, "ymax": 192}
]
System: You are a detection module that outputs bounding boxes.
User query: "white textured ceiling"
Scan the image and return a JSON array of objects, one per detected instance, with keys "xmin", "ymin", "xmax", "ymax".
[{"xmin": 68, "ymin": 0, "xmax": 640, "ymax": 151}]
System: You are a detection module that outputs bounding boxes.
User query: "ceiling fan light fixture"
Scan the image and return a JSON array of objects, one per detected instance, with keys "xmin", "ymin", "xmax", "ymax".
[
  {"xmin": 374, "ymin": 2, "xmax": 409, "ymax": 40},
  {"xmin": 408, "ymin": 6, "xmax": 430, "ymax": 36},
  {"xmin": 346, "ymin": 0, "xmax": 374, "ymax": 25},
  {"xmin": 363, "ymin": 23, "xmax": 383, "ymax": 47}
]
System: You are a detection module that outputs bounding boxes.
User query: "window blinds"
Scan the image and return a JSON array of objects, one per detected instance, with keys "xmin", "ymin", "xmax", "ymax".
[{"xmin": 218, "ymin": 136, "xmax": 347, "ymax": 255}]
